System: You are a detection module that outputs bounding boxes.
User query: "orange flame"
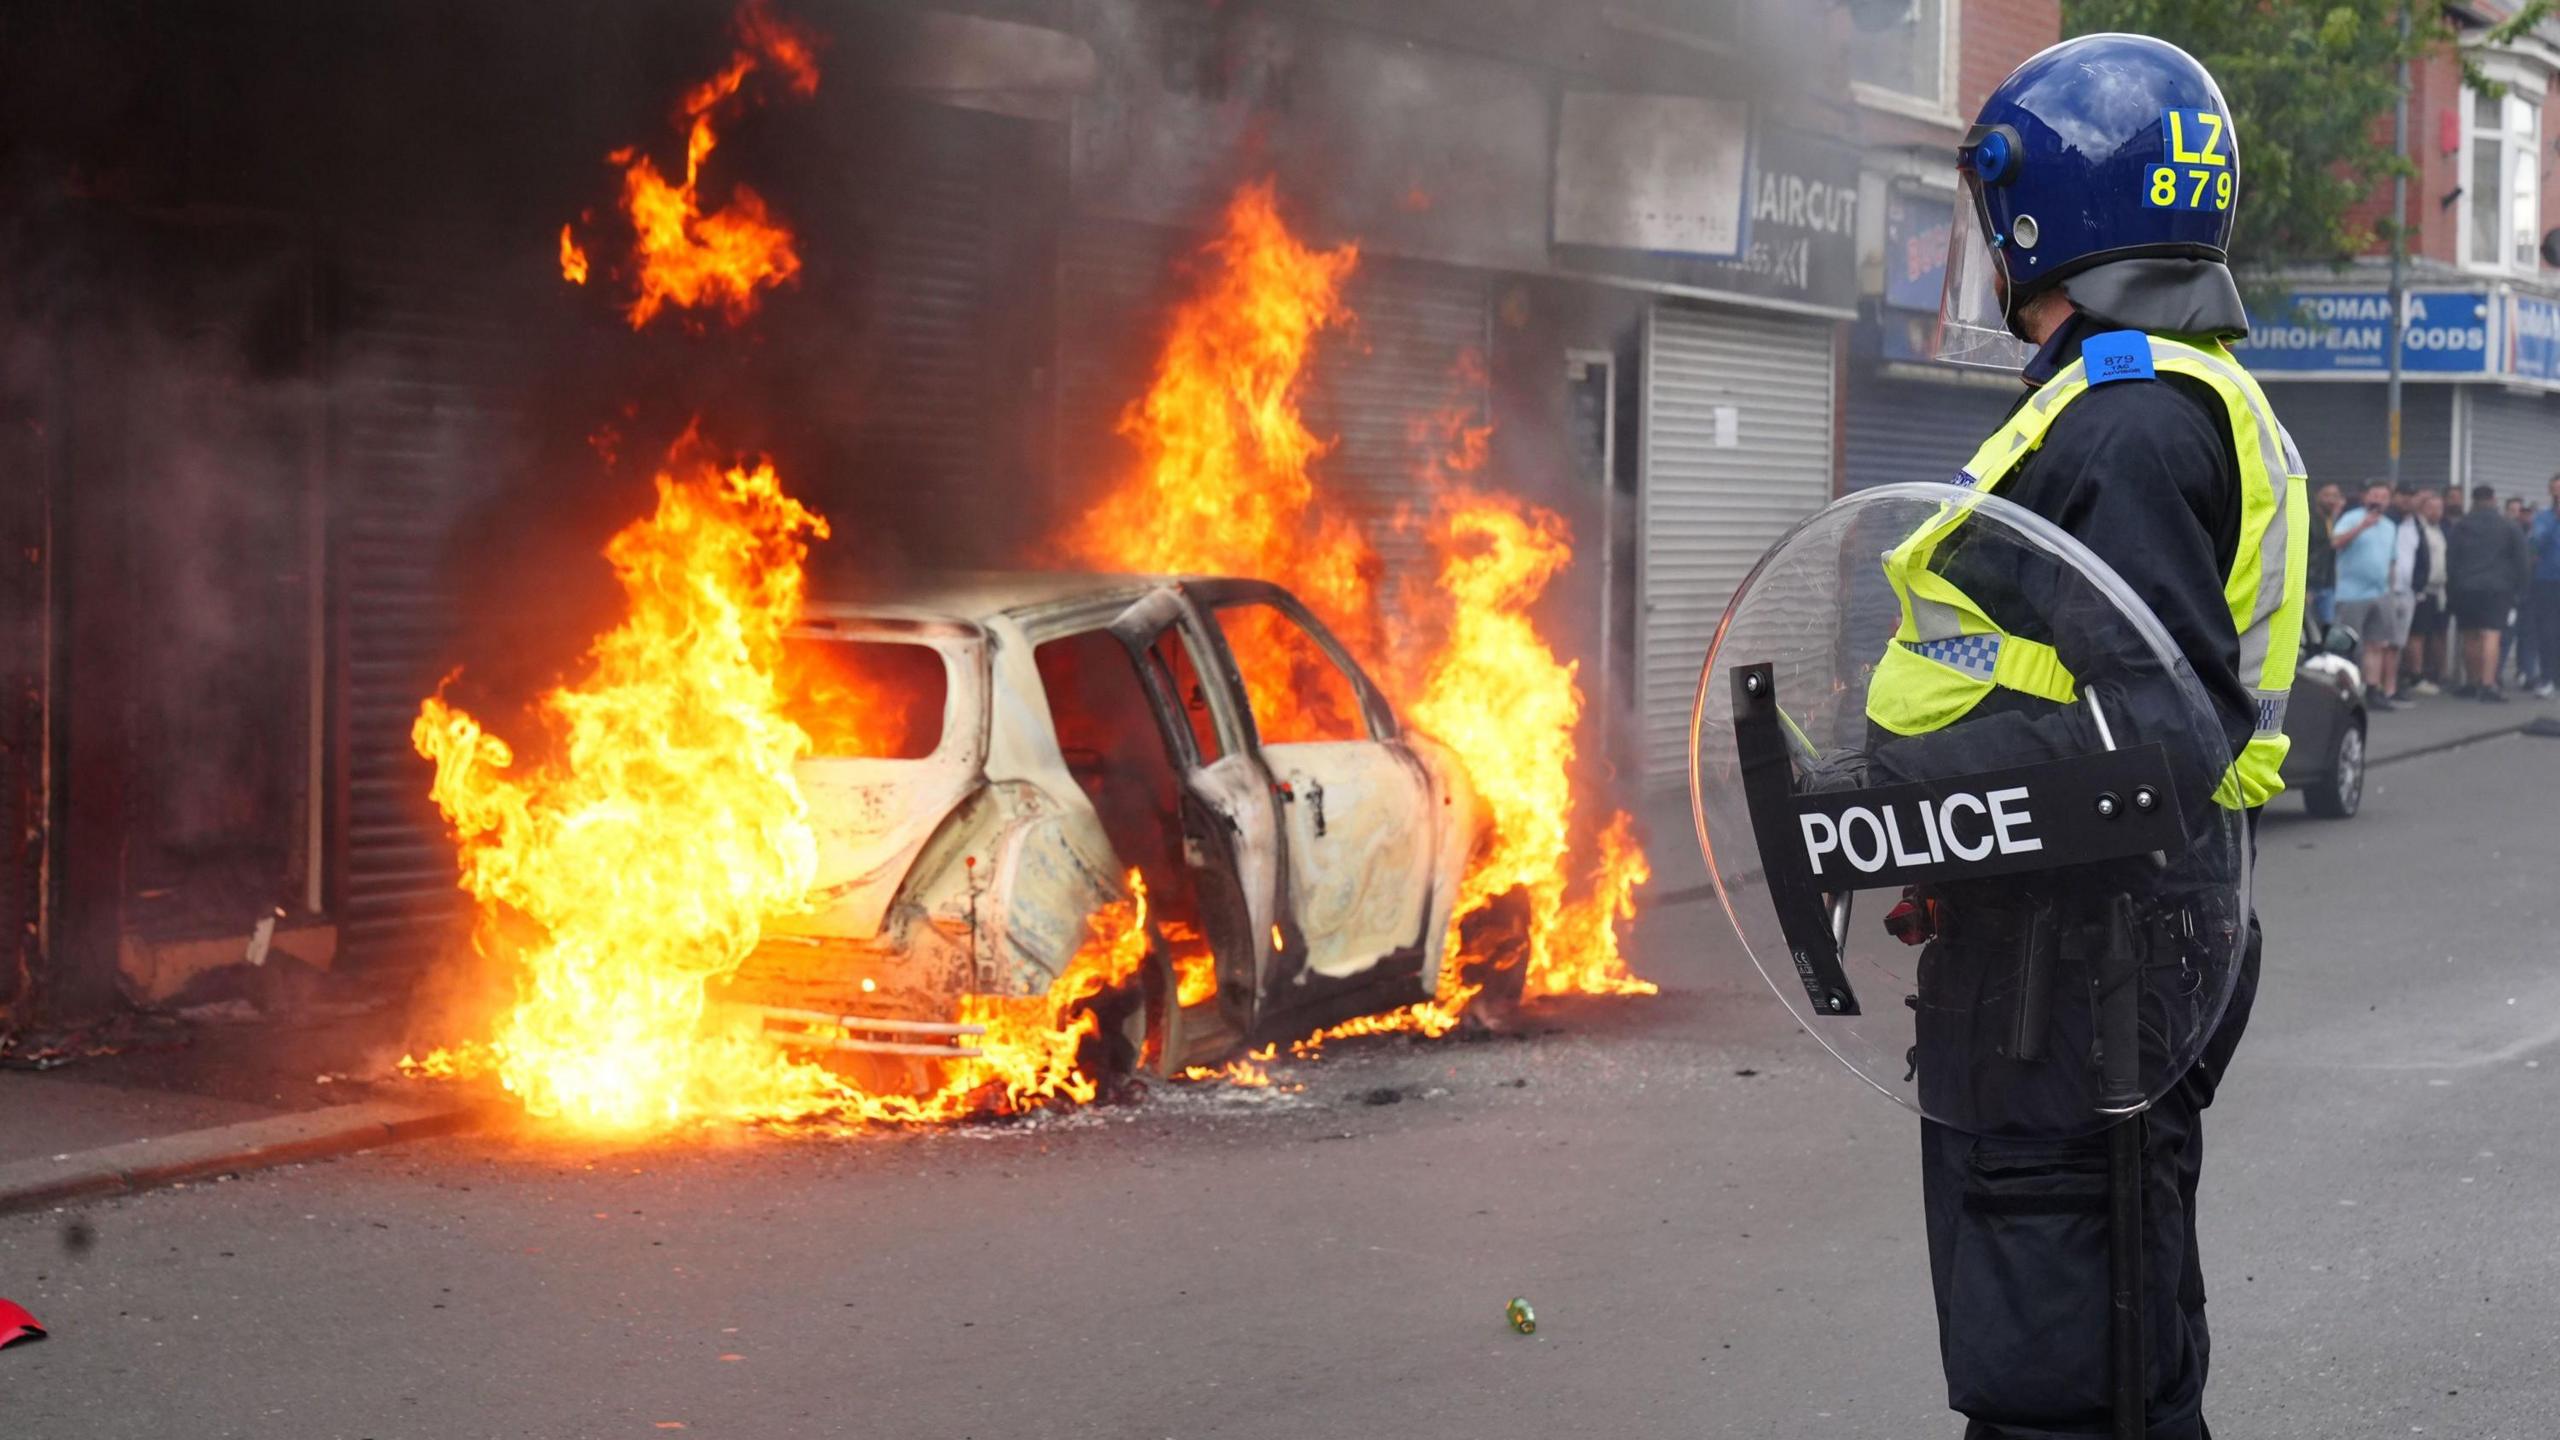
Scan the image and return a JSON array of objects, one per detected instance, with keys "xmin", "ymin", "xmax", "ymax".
[
  {"xmin": 1067, "ymin": 179, "xmax": 1653, "ymax": 1048},
  {"xmin": 560, "ymin": 225, "xmax": 591, "ymax": 286},
  {"xmin": 1406, "ymin": 493, "xmax": 1656, "ymax": 999},
  {"xmin": 1181, "ymin": 1044, "xmax": 1279, "ymax": 1088},
  {"xmin": 1172, "ymin": 949, "xmax": 1219, "ymax": 1009},
  {"xmin": 582, "ymin": 0, "xmax": 819, "ymax": 329},
  {"xmin": 1066, "ymin": 180, "xmax": 1381, "ymax": 743},
  {"xmin": 404, "ymin": 431, "xmax": 1162, "ymax": 1133}
]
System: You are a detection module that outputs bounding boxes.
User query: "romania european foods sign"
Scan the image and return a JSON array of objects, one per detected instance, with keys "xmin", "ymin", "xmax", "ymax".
[{"xmin": 2231, "ymin": 289, "xmax": 2491, "ymax": 374}]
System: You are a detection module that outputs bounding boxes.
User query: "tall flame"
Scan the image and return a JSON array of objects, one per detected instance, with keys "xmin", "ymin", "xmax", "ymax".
[
  {"xmin": 559, "ymin": 224, "xmax": 590, "ymax": 286},
  {"xmin": 410, "ymin": 436, "xmax": 830, "ymax": 1128},
  {"xmin": 1405, "ymin": 491, "xmax": 1654, "ymax": 999},
  {"xmin": 1066, "ymin": 180, "xmax": 1382, "ymax": 742},
  {"xmin": 1068, "ymin": 179, "xmax": 1653, "ymax": 1038},
  {"xmin": 571, "ymin": 0, "xmax": 820, "ymax": 330},
  {"xmin": 406, "ymin": 433, "xmax": 1161, "ymax": 1133}
]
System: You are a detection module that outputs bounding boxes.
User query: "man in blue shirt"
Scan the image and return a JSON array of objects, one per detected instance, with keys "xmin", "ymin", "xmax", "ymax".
[
  {"xmin": 2529, "ymin": 475, "xmax": 2560, "ymax": 698},
  {"xmin": 2334, "ymin": 479, "xmax": 2410, "ymax": 709}
]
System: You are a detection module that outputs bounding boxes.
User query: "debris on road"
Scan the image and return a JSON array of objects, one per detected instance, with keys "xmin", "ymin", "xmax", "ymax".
[{"xmin": 0, "ymin": 1297, "xmax": 46, "ymax": 1349}]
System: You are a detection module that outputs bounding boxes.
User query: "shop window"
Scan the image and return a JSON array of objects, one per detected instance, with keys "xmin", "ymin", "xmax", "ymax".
[
  {"xmin": 1850, "ymin": 0, "xmax": 1952, "ymax": 117},
  {"xmin": 2468, "ymin": 84, "xmax": 2543, "ymax": 273}
]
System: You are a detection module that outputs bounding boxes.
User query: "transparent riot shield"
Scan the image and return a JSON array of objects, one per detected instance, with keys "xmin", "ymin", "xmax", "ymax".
[{"xmin": 1690, "ymin": 483, "xmax": 2249, "ymax": 1139}]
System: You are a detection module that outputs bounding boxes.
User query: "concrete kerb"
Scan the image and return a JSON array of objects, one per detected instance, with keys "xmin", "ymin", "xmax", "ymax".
[
  {"xmin": 2366, "ymin": 719, "xmax": 2532, "ymax": 768},
  {"xmin": 0, "ymin": 1100, "xmax": 485, "ymax": 1217}
]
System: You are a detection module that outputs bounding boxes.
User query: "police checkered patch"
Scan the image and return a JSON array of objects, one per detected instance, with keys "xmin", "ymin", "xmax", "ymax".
[
  {"xmin": 2256, "ymin": 695, "xmax": 2287, "ymax": 733},
  {"xmin": 1908, "ymin": 634, "xmax": 2003, "ymax": 678}
]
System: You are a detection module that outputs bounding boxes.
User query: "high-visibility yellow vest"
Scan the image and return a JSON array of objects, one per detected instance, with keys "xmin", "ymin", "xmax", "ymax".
[{"xmin": 1864, "ymin": 332, "xmax": 2308, "ymax": 809}]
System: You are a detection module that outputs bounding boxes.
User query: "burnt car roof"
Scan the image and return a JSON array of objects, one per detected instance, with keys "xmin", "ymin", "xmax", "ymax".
[{"xmin": 803, "ymin": 570, "xmax": 1190, "ymax": 627}]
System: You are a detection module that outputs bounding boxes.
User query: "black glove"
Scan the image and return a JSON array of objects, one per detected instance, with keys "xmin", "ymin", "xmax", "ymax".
[{"xmin": 1796, "ymin": 746, "xmax": 1869, "ymax": 794}]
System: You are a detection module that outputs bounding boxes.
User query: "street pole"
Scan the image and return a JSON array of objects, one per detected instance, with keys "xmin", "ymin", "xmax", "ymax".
[{"xmin": 2387, "ymin": 0, "xmax": 2411, "ymax": 489}]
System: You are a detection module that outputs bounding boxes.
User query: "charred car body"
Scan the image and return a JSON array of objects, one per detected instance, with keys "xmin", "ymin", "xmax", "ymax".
[{"xmin": 721, "ymin": 574, "xmax": 1488, "ymax": 1074}]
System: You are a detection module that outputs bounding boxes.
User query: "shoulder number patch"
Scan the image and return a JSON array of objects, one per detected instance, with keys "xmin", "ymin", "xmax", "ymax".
[{"xmin": 2081, "ymin": 330, "xmax": 2155, "ymax": 385}]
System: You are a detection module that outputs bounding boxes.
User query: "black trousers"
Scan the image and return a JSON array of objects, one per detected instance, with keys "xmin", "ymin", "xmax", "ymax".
[
  {"xmin": 2531, "ymin": 583, "xmax": 2560, "ymax": 687},
  {"xmin": 1920, "ymin": 919, "xmax": 2261, "ymax": 1440}
]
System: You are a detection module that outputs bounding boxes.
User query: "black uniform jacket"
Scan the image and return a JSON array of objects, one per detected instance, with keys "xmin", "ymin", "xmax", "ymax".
[{"xmin": 1869, "ymin": 313, "xmax": 2260, "ymax": 887}]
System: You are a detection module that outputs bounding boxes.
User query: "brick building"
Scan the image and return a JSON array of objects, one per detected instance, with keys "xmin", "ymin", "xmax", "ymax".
[
  {"xmin": 2226, "ymin": 5, "xmax": 2560, "ymax": 502},
  {"xmin": 1839, "ymin": 1, "xmax": 2063, "ymax": 492}
]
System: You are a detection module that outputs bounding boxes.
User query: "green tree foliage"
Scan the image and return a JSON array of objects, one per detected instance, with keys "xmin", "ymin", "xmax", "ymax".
[{"xmin": 2061, "ymin": 1, "xmax": 2553, "ymax": 270}]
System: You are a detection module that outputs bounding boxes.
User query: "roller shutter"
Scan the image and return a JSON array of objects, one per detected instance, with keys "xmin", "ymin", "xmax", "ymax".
[
  {"xmin": 1842, "ymin": 369, "xmax": 2016, "ymax": 491},
  {"xmin": 839, "ymin": 104, "xmax": 1043, "ymax": 547},
  {"xmin": 1056, "ymin": 223, "xmax": 1490, "ymax": 603},
  {"xmin": 2257, "ymin": 382, "xmax": 2454, "ymax": 493},
  {"xmin": 1302, "ymin": 256, "xmax": 1491, "ymax": 591},
  {"xmin": 0, "ymin": 388, "xmax": 44, "ymax": 1017},
  {"xmin": 1637, "ymin": 301, "xmax": 1835, "ymax": 788},
  {"xmin": 331, "ymin": 233, "xmax": 524, "ymax": 966},
  {"xmin": 2460, "ymin": 386, "xmax": 2560, "ymax": 506}
]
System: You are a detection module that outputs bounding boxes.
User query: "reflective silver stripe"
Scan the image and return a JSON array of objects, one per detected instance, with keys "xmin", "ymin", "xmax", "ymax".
[
  {"xmin": 1910, "ymin": 592, "xmax": 1967, "ymax": 641},
  {"xmin": 2030, "ymin": 364, "xmax": 2086, "ymax": 411},
  {"xmin": 2153, "ymin": 338, "xmax": 2287, "ymax": 479},
  {"xmin": 2150, "ymin": 337, "xmax": 2298, "ymax": 691}
]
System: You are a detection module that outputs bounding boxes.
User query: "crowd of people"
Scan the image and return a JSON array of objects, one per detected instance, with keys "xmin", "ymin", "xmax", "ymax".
[{"xmin": 2306, "ymin": 473, "xmax": 2560, "ymax": 709}]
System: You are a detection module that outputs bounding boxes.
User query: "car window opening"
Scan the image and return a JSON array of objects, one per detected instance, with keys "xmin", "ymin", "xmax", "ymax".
[
  {"xmin": 1034, "ymin": 629, "xmax": 1204, "ymax": 938},
  {"xmin": 777, "ymin": 637, "xmax": 949, "ymax": 759},
  {"xmin": 1211, "ymin": 601, "xmax": 1367, "ymax": 745},
  {"xmin": 1146, "ymin": 630, "xmax": 1224, "ymax": 764}
]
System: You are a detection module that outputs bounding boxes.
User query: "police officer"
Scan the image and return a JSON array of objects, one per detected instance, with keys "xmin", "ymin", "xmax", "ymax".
[{"xmin": 1867, "ymin": 35, "xmax": 2306, "ymax": 1440}]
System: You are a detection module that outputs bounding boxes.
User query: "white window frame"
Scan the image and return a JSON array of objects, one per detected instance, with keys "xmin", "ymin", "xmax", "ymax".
[
  {"xmin": 2458, "ymin": 50, "xmax": 2551, "ymax": 278},
  {"xmin": 1851, "ymin": 0, "xmax": 1963, "ymax": 127}
]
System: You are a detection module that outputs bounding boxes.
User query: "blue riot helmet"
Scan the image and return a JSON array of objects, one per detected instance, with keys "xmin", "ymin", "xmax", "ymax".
[{"xmin": 1938, "ymin": 34, "xmax": 2251, "ymax": 369}]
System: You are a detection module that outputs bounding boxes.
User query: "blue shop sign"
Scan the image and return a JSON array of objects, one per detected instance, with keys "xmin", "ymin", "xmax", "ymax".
[
  {"xmin": 2231, "ymin": 289, "xmax": 2490, "ymax": 374},
  {"xmin": 2509, "ymin": 293, "xmax": 2560, "ymax": 383}
]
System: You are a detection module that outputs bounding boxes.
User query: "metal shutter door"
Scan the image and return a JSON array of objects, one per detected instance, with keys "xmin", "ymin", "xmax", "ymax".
[
  {"xmin": 1054, "ymin": 216, "xmax": 1184, "ymax": 499},
  {"xmin": 2260, "ymin": 382, "xmax": 2454, "ymax": 493},
  {"xmin": 333, "ymin": 235, "xmax": 524, "ymax": 966},
  {"xmin": 850, "ymin": 105, "xmax": 1035, "ymax": 538},
  {"xmin": 1638, "ymin": 302, "xmax": 1835, "ymax": 788},
  {"xmin": 1056, "ymin": 225, "xmax": 1489, "ymax": 602},
  {"xmin": 1842, "ymin": 371, "xmax": 2015, "ymax": 491},
  {"xmin": 1304, "ymin": 257, "xmax": 1491, "ymax": 593},
  {"xmin": 0, "ymin": 398, "xmax": 44, "ymax": 1021},
  {"xmin": 2462, "ymin": 387, "xmax": 2560, "ymax": 506}
]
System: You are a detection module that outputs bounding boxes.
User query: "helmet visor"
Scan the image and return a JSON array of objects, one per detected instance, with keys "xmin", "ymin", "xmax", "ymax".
[{"xmin": 1935, "ymin": 192, "xmax": 2031, "ymax": 371}]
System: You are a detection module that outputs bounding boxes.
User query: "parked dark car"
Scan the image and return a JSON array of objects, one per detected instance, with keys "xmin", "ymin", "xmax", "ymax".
[{"xmin": 2279, "ymin": 616, "xmax": 2368, "ymax": 819}]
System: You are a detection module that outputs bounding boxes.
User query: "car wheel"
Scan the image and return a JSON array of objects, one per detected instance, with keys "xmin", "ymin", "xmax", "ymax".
[{"xmin": 2303, "ymin": 720, "xmax": 2363, "ymax": 819}]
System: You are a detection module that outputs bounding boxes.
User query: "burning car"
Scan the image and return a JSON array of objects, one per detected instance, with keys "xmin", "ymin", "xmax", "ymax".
[{"xmin": 719, "ymin": 571, "xmax": 1495, "ymax": 1079}]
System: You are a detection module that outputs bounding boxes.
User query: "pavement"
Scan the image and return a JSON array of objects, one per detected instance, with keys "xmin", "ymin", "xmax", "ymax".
[
  {"xmin": 2357, "ymin": 683, "xmax": 2552, "ymax": 764},
  {"xmin": 0, "ymin": 709, "xmax": 2554, "ymax": 1437},
  {"xmin": 0, "ymin": 969, "xmax": 474, "ymax": 1213}
]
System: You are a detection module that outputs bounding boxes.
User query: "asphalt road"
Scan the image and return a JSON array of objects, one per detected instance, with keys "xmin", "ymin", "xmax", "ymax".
[{"xmin": 4, "ymin": 730, "xmax": 2556, "ymax": 1439}]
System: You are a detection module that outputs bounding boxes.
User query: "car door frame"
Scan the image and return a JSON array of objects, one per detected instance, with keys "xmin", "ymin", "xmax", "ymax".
[
  {"xmin": 1175, "ymin": 578, "xmax": 1444, "ymax": 1039},
  {"xmin": 1105, "ymin": 587, "xmax": 1286, "ymax": 1040}
]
